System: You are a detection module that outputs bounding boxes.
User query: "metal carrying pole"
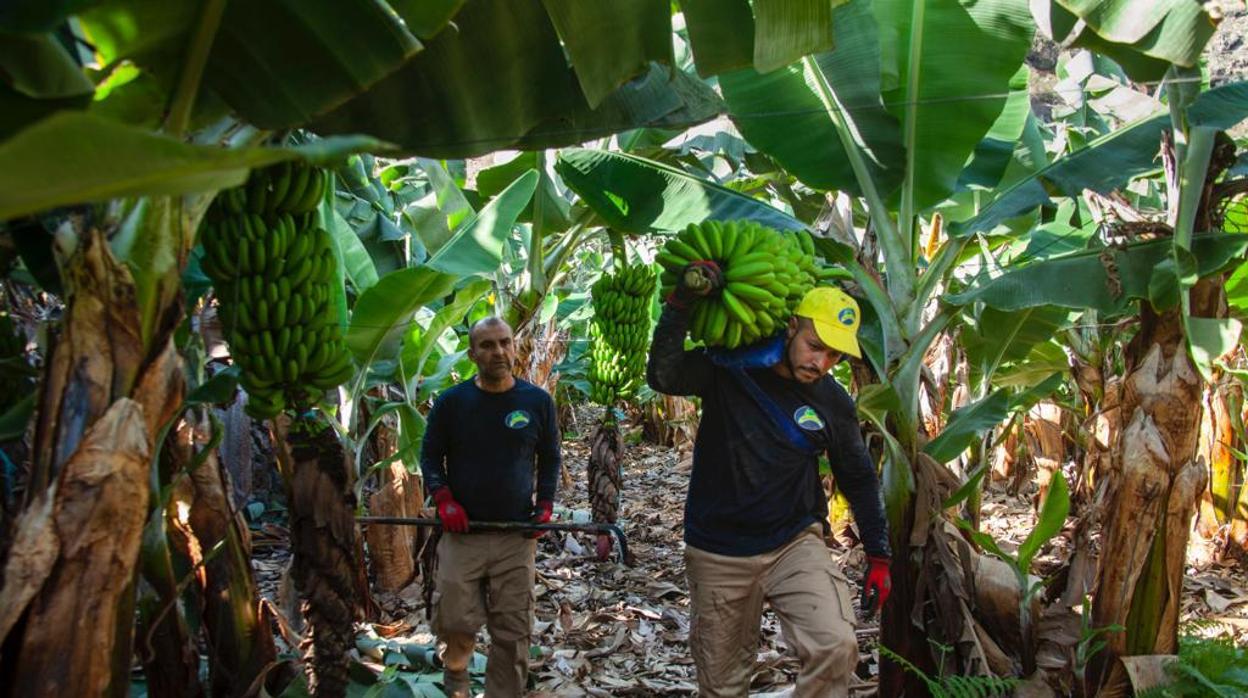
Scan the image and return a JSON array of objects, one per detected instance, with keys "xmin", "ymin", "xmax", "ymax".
[{"xmin": 357, "ymin": 516, "xmax": 633, "ymax": 565}]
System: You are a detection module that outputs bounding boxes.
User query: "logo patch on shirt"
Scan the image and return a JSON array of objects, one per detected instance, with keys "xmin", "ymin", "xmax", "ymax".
[
  {"xmin": 794, "ymin": 406, "xmax": 825, "ymax": 431},
  {"xmin": 505, "ymin": 410, "xmax": 531, "ymax": 429}
]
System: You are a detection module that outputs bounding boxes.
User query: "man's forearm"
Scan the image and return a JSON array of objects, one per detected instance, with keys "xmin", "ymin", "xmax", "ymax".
[{"xmin": 646, "ymin": 304, "xmax": 710, "ymax": 396}]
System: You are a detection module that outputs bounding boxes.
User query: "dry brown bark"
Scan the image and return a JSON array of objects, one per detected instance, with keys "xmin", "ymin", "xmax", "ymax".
[
  {"xmin": 2, "ymin": 399, "xmax": 151, "ymax": 697},
  {"xmin": 365, "ymin": 462, "xmax": 423, "ymax": 592},
  {"xmin": 1025, "ymin": 402, "xmax": 1066, "ymax": 512},
  {"xmin": 1196, "ymin": 376, "xmax": 1240, "ymax": 542},
  {"xmin": 178, "ymin": 413, "xmax": 277, "ymax": 698},
  {"xmin": 1089, "ymin": 313, "xmax": 1207, "ymax": 693},
  {"xmin": 288, "ymin": 417, "xmax": 360, "ymax": 698},
  {"xmin": 0, "ymin": 227, "xmax": 186, "ymax": 698}
]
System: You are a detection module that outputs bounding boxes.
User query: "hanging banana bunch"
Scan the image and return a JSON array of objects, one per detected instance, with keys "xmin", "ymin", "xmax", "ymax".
[
  {"xmin": 198, "ymin": 160, "xmax": 354, "ymax": 419},
  {"xmin": 587, "ymin": 263, "xmax": 656, "ymax": 406},
  {"xmin": 656, "ymin": 220, "xmax": 837, "ymax": 349}
]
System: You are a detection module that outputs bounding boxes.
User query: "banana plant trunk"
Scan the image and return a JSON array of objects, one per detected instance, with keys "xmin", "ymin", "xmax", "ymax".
[
  {"xmin": 0, "ymin": 227, "xmax": 185, "ymax": 697},
  {"xmin": 1088, "ymin": 306, "xmax": 1208, "ymax": 694},
  {"xmin": 180, "ymin": 412, "xmax": 278, "ymax": 697},
  {"xmin": 287, "ymin": 416, "xmax": 362, "ymax": 697},
  {"xmin": 1196, "ymin": 375, "xmax": 1241, "ymax": 547}
]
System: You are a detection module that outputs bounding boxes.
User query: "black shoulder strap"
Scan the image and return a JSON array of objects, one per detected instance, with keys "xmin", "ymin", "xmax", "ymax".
[{"xmin": 727, "ymin": 367, "xmax": 821, "ymax": 455}]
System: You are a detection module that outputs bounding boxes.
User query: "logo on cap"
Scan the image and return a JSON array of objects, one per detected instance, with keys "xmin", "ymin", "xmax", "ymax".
[
  {"xmin": 838, "ymin": 307, "xmax": 856, "ymax": 326},
  {"xmin": 505, "ymin": 410, "xmax": 531, "ymax": 429},
  {"xmin": 794, "ymin": 406, "xmax": 825, "ymax": 431}
]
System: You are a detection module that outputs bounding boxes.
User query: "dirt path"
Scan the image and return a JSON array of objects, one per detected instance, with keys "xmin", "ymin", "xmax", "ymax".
[{"xmin": 250, "ymin": 424, "xmax": 1247, "ymax": 696}]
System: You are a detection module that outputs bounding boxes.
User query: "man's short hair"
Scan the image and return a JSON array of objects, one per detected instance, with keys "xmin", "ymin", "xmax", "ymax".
[{"xmin": 468, "ymin": 316, "xmax": 512, "ymax": 348}]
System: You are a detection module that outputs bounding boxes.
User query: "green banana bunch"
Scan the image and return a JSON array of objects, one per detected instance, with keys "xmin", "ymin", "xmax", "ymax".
[
  {"xmin": 199, "ymin": 161, "xmax": 353, "ymax": 419},
  {"xmin": 587, "ymin": 263, "xmax": 656, "ymax": 406},
  {"xmin": 656, "ymin": 220, "xmax": 829, "ymax": 349}
]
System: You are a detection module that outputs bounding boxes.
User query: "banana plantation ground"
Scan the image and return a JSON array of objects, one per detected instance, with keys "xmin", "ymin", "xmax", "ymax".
[{"xmin": 231, "ymin": 407, "xmax": 1248, "ymax": 698}]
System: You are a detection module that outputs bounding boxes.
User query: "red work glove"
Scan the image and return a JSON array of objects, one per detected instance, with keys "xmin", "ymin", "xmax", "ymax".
[
  {"xmin": 862, "ymin": 556, "xmax": 892, "ymax": 615},
  {"xmin": 667, "ymin": 260, "xmax": 724, "ymax": 309},
  {"xmin": 432, "ymin": 487, "xmax": 469, "ymax": 533},
  {"xmin": 526, "ymin": 500, "xmax": 553, "ymax": 539}
]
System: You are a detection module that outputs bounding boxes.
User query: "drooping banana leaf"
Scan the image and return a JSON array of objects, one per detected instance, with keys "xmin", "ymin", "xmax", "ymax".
[
  {"xmin": 476, "ymin": 152, "xmax": 572, "ymax": 235},
  {"xmin": 1032, "ymin": 0, "xmax": 1215, "ymax": 81},
  {"xmin": 513, "ymin": 64, "xmax": 723, "ymax": 153},
  {"xmin": 679, "ymin": 0, "xmax": 755, "ymax": 77},
  {"xmin": 399, "ymin": 278, "xmax": 492, "ymax": 380},
  {"xmin": 873, "ymin": 0, "xmax": 1034, "ymax": 212},
  {"xmin": 346, "ymin": 266, "xmax": 458, "ymax": 366},
  {"xmin": 555, "ymin": 148, "xmax": 806, "ymax": 233},
  {"xmin": 0, "ymin": 32, "xmax": 95, "ymax": 138},
  {"xmin": 750, "ymin": 0, "xmax": 845, "ymax": 73},
  {"xmin": 0, "ymin": 111, "xmax": 385, "ymax": 220},
  {"xmin": 718, "ymin": 0, "xmax": 904, "ymax": 197},
  {"xmin": 924, "ymin": 372, "xmax": 1065, "ymax": 464},
  {"xmin": 0, "ymin": 0, "xmax": 97, "ymax": 32},
  {"xmin": 540, "ymin": 0, "xmax": 672, "ymax": 109},
  {"xmin": 426, "ymin": 170, "xmax": 538, "ymax": 277},
  {"xmin": 947, "ymin": 233, "xmax": 1248, "ymax": 314},
  {"xmin": 78, "ymin": 0, "xmax": 422, "ymax": 129},
  {"xmin": 957, "ymin": 66, "xmax": 1033, "ymax": 191},
  {"xmin": 952, "ymin": 81, "xmax": 1248, "ymax": 239},
  {"xmin": 961, "ymin": 305, "xmax": 1072, "ymax": 388},
  {"xmin": 312, "ymin": 0, "xmax": 719, "ymax": 157}
]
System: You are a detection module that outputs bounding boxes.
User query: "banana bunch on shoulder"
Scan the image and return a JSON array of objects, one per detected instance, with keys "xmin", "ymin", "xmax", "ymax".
[
  {"xmin": 657, "ymin": 220, "xmax": 831, "ymax": 349},
  {"xmin": 588, "ymin": 263, "xmax": 656, "ymax": 406},
  {"xmin": 199, "ymin": 160, "xmax": 353, "ymax": 419}
]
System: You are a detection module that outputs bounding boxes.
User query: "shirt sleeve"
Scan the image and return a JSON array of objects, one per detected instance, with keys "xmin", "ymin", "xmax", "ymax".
[
  {"xmin": 825, "ymin": 387, "xmax": 892, "ymax": 558},
  {"xmin": 535, "ymin": 393, "xmax": 561, "ymax": 503},
  {"xmin": 646, "ymin": 303, "xmax": 715, "ymax": 397},
  {"xmin": 419, "ymin": 394, "xmax": 451, "ymax": 495}
]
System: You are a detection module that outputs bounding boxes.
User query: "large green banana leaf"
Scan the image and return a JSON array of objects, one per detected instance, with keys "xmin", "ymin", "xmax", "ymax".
[
  {"xmin": 956, "ymin": 66, "xmax": 1033, "ymax": 191},
  {"xmin": 923, "ymin": 372, "xmax": 1064, "ymax": 463},
  {"xmin": 389, "ymin": 0, "xmax": 466, "ymax": 38},
  {"xmin": 427, "ymin": 170, "xmax": 538, "ymax": 277},
  {"xmin": 952, "ymin": 81, "xmax": 1248, "ymax": 239},
  {"xmin": 719, "ymin": 0, "xmax": 903, "ymax": 197},
  {"xmin": 679, "ymin": 0, "xmax": 755, "ymax": 77},
  {"xmin": 346, "ymin": 267, "xmax": 458, "ymax": 366},
  {"xmin": 961, "ymin": 305, "xmax": 1072, "ymax": 387},
  {"xmin": 510, "ymin": 64, "xmax": 723, "ymax": 154},
  {"xmin": 1032, "ymin": 0, "xmax": 1215, "ymax": 81},
  {"xmin": 400, "ymin": 278, "xmax": 492, "ymax": 380},
  {"xmin": 312, "ymin": 0, "xmax": 720, "ymax": 157},
  {"xmin": 77, "ymin": 0, "xmax": 422, "ymax": 130},
  {"xmin": 476, "ymin": 152, "xmax": 572, "ymax": 236},
  {"xmin": 0, "ymin": 33, "xmax": 94, "ymax": 138},
  {"xmin": 947, "ymin": 234, "xmax": 1248, "ymax": 314},
  {"xmin": 555, "ymin": 148, "xmax": 806, "ymax": 233},
  {"xmin": 540, "ymin": 0, "xmax": 672, "ymax": 109},
  {"xmin": 0, "ymin": 0, "xmax": 95, "ymax": 32},
  {"xmin": 0, "ymin": 111, "xmax": 384, "ymax": 220},
  {"xmin": 874, "ymin": 0, "xmax": 1033, "ymax": 212},
  {"xmin": 681, "ymin": 0, "xmax": 845, "ymax": 77}
]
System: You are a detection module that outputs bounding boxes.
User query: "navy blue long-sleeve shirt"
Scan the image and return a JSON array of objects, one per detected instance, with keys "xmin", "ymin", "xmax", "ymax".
[
  {"xmin": 647, "ymin": 303, "xmax": 891, "ymax": 558},
  {"xmin": 419, "ymin": 378, "xmax": 560, "ymax": 522}
]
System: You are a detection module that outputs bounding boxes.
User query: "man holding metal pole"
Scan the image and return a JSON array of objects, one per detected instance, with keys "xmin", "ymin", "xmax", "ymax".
[
  {"xmin": 648, "ymin": 263, "xmax": 892, "ymax": 697},
  {"xmin": 420, "ymin": 316, "xmax": 561, "ymax": 698}
]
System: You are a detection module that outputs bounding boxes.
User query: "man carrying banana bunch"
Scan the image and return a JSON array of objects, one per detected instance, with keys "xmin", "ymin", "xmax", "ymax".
[
  {"xmin": 647, "ymin": 262, "xmax": 892, "ymax": 697},
  {"xmin": 420, "ymin": 317, "xmax": 561, "ymax": 697}
]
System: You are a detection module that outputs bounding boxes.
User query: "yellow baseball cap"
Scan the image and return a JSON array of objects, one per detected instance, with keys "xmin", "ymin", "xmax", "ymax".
[{"xmin": 794, "ymin": 286, "xmax": 862, "ymax": 358}]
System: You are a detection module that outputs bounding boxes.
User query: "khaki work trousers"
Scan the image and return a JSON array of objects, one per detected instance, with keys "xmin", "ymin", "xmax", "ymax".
[
  {"xmin": 684, "ymin": 525, "xmax": 859, "ymax": 698},
  {"xmin": 431, "ymin": 531, "xmax": 537, "ymax": 697}
]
